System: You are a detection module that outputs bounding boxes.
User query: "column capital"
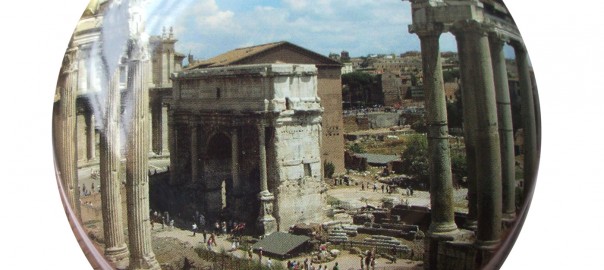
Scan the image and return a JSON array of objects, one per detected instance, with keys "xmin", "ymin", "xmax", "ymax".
[
  {"xmin": 488, "ymin": 32, "xmax": 509, "ymax": 47},
  {"xmin": 510, "ymin": 39, "xmax": 527, "ymax": 53},
  {"xmin": 450, "ymin": 19, "xmax": 489, "ymax": 37},
  {"xmin": 411, "ymin": 23, "xmax": 444, "ymax": 38}
]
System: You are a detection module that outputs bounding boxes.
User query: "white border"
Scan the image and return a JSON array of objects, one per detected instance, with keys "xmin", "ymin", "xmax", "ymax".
[{"xmin": 2, "ymin": 1, "xmax": 602, "ymax": 269}]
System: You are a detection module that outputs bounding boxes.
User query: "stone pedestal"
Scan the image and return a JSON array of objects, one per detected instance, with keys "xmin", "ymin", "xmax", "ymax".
[
  {"xmin": 424, "ymin": 230, "xmax": 475, "ymax": 270},
  {"xmin": 257, "ymin": 190, "xmax": 277, "ymax": 235}
]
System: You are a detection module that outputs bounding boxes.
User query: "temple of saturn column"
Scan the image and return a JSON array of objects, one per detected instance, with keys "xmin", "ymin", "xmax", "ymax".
[
  {"xmin": 407, "ymin": 0, "xmax": 539, "ymax": 269},
  {"xmin": 54, "ymin": 0, "xmax": 167, "ymax": 268},
  {"xmin": 169, "ymin": 64, "xmax": 326, "ymax": 234}
]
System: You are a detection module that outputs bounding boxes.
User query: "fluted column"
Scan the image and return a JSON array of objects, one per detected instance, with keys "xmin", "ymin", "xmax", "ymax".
[
  {"xmin": 417, "ymin": 28, "xmax": 458, "ymax": 236},
  {"xmin": 454, "ymin": 31, "xmax": 478, "ymax": 230},
  {"xmin": 454, "ymin": 21, "xmax": 502, "ymax": 249},
  {"xmin": 85, "ymin": 108, "xmax": 96, "ymax": 161},
  {"xmin": 100, "ymin": 67, "xmax": 129, "ymax": 266},
  {"xmin": 190, "ymin": 122, "xmax": 198, "ymax": 183},
  {"xmin": 231, "ymin": 127, "xmax": 240, "ymax": 206},
  {"xmin": 257, "ymin": 123, "xmax": 276, "ymax": 235},
  {"xmin": 151, "ymin": 98, "xmax": 162, "ymax": 155},
  {"xmin": 161, "ymin": 105, "xmax": 169, "ymax": 155},
  {"xmin": 59, "ymin": 49, "xmax": 80, "ymax": 219},
  {"xmin": 489, "ymin": 34, "xmax": 516, "ymax": 220},
  {"xmin": 125, "ymin": 44, "xmax": 160, "ymax": 270},
  {"xmin": 513, "ymin": 42, "xmax": 538, "ymax": 199},
  {"xmin": 168, "ymin": 111, "xmax": 177, "ymax": 185}
]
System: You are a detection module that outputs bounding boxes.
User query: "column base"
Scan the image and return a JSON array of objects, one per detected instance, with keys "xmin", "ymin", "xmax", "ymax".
[
  {"xmin": 463, "ymin": 219, "xmax": 478, "ymax": 231},
  {"xmin": 257, "ymin": 191, "xmax": 277, "ymax": 235},
  {"xmin": 502, "ymin": 211, "xmax": 516, "ymax": 221},
  {"xmin": 474, "ymin": 240, "xmax": 501, "ymax": 269},
  {"xmin": 429, "ymin": 221, "xmax": 458, "ymax": 237},
  {"xmin": 129, "ymin": 254, "xmax": 161, "ymax": 270},
  {"xmin": 474, "ymin": 239, "xmax": 500, "ymax": 251},
  {"xmin": 105, "ymin": 245, "xmax": 129, "ymax": 269},
  {"xmin": 424, "ymin": 229, "xmax": 474, "ymax": 270}
]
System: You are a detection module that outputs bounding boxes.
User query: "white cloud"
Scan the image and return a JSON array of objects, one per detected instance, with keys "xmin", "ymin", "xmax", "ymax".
[{"xmin": 157, "ymin": 0, "xmax": 423, "ymax": 59}]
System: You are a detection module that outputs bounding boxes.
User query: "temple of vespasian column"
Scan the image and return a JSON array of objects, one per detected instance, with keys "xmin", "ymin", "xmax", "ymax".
[{"xmin": 406, "ymin": 0, "xmax": 539, "ymax": 269}]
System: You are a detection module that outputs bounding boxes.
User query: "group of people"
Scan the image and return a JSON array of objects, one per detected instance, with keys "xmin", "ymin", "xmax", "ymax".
[
  {"xmin": 286, "ymin": 259, "xmax": 339, "ymax": 270},
  {"xmin": 361, "ymin": 249, "xmax": 377, "ymax": 270}
]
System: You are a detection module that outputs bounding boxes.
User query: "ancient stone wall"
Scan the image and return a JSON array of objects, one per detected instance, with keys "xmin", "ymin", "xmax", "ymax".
[{"xmin": 317, "ymin": 67, "xmax": 345, "ymax": 174}]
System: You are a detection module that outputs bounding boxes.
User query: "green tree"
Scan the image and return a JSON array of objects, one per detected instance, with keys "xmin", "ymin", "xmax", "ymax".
[
  {"xmin": 324, "ymin": 161, "xmax": 335, "ymax": 179},
  {"xmin": 347, "ymin": 143, "xmax": 365, "ymax": 154},
  {"xmin": 342, "ymin": 71, "xmax": 382, "ymax": 107},
  {"xmin": 401, "ymin": 135, "xmax": 429, "ymax": 185}
]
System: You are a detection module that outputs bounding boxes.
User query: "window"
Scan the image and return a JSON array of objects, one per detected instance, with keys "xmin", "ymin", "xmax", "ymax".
[
  {"xmin": 304, "ymin": 163, "xmax": 312, "ymax": 177},
  {"xmin": 216, "ymin": 87, "xmax": 221, "ymax": 99}
]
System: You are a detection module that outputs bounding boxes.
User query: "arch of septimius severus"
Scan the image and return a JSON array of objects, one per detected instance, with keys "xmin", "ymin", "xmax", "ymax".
[{"xmin": 407, "ymin": 0, "xmax": 539, "ymax": 269}]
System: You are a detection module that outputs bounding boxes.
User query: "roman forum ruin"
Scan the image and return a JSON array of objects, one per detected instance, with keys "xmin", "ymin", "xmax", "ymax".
[
  {"xmin": 407, "ymin": 0, "xmax": 538, "ymax": 268},
  {"xmin": 53, "ymin": 0, "xmax": 539, "ymax": 269}
]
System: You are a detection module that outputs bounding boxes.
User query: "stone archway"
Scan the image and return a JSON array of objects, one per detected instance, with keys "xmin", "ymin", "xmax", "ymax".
[{"xmin": 203, "ymin": 132, "xmax": 234, "ymax": 222}]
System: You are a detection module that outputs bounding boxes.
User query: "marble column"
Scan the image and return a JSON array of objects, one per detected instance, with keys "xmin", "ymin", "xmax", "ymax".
[
  {"xmin": 100, "ymin": 67, "xmax": 129, "ymax": 267},
  {"xmin": 125, "ymin": 47, "xmax": 160, "ymax": 270},
  {"xmin": 489, "ymin": 34, "xmax": 516, "ymax": 220},
  {"xmin": 190, "ymin": 122, "xmax": 198, "ymax": 183},
  {"xmin": 257, "ymin": 123, "xmax": 276, "ymax": 235},
  {"xmin": 455, "ymin": 21, "xmax": 502, "ymax": 249},
  {"xmin": 454, "ymin": 31, "xmax": 478, "ymax": 230},
  {"xmin": 231, "ymin": 127, "xmax": 240, "ymax": 212},
  {"xmin": 59, "ymin": 49, "xmax": 80, "ymax": 219},
  {"xmin": 168, "ymin": 111, "xmax": 177, "ymax": 184},
  {"xmin": 161, "ymin": 105, "xmax": 169, "ymax": 155},
  {"xmin": 151, "ymin": 98, "xmax": 163, "ymax": 155},
  {"xmin": 85, "ymin": 108, "xmax": 96, "ymax": 161},
  {"xmin": 513, "ymin": 42, "xmax": 538, "ymax": 199},
  {"xmin": 417, "ymin": 28, "xmax": 458, "ymax": 236}
]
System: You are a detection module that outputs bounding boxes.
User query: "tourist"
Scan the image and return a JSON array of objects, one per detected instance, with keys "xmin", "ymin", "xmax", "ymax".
[
  {"xmin": 248, "ymin": 247, "xmax": 253, "ymax": 260},
  {"xmin": 206, "ymin": 238, "xmax": 213, "ymax": 251},
  {"xmin": 259, "ymin": 247, "xmax": 263, "ymax": 263},
  {"xmin": 214, "ymin": 221, "xmax": 220, "ymax": 235},
  {"xmin": 202, "ymin": 230, "xmax": 207, "ymax": 243},
  {"xmin": 210, "ymin": 233, "xmax": 217, "ymax": 246},
  {"xmin": 370, "ymin": 256, "xmax": 375, "ymax": 270},
  {"xmin": 221, "ymin": 221, "xmax": 227, "ymax": 236},
  {"xmin": 191, "ymin": 223, "xmax": 197, "ymax": 236},
  {"xmin": 332, "ymin": 262, "xmax": 339, "ymax": 270},
  {"xmin": 231, "ymin": 241, "xmax": 237, "ymax": 252},
  {"xmin": 287, "ymin": 260, "xmax": 292, "ymax": 269},
  {"xmin": 267, "ymin": 258, "xmax": 273, "ymax": 269},
  {"xmin": 169, "ymin": 219, "xmax": 174, "ymax": 230},
  {"xmin": 381, "ymin": 184, "xmax": 384, "ymax": 193},
  {"xmin": 360, "ymin": 256, "xmax": 364, "ymax": 269},
  {"xmin": 373, "ymin": 183, "xmax": 377, "ymax": 192},
  {"xmin": 361, "ymin": 182, "xmax": 365, "ymax": 190}
]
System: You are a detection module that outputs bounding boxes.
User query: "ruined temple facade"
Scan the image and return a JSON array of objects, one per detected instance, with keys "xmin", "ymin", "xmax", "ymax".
[
  {"xmin": 408, "ymin": 1, "xmax": 539, "ymax": 269},
  {"xmin": 170, "ymin": 64, "xmax": 326, "ymax": 234}
]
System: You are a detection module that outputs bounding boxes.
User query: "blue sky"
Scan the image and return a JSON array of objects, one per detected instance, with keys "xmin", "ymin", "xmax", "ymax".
[{"xmin": 144, "ymin": 0, "xmax": 513, "ymax": 61}]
